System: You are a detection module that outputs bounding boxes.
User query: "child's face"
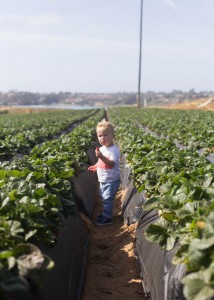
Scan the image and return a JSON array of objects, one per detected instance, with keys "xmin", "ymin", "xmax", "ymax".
[{"xmin": 97, "ymin": 127, "xmax": 114, "ymax": 147}]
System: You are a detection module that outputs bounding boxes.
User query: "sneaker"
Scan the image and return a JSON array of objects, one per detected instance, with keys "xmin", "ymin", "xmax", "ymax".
[{"xmin": 95, "ymin": 216, "xmax": 112, "ymax": 226}]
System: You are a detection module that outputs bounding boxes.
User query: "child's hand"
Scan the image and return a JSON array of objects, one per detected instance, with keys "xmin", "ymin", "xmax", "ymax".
[
  {"xmin": 88, "ymin": 165, "xmax": 97, "ymax": 172},
  {"xmin": 95, "ymin": 147, "xmax": 102, "ymax": 158}
]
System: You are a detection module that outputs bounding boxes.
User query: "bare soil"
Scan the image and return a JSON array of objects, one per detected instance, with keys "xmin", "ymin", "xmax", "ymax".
[
  {"xmin": 81, "ymin": 187, "xmax": 144, "ymax": 300},
  {"xmin": 167, "ymin": 97, "xmax": 214, "ymax": 110},
  {"xmin": 0, "ymin": 106, "xmax": 60, "ymax": 114}
]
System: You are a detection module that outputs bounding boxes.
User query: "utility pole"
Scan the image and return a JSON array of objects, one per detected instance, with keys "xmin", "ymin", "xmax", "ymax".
[{"xmin": 137, "ymin": 0, "xmax": 143, "ymax": 108}]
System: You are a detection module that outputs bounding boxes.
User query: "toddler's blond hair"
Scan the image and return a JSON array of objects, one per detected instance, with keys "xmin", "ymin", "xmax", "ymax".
[{"xmin": 96, "ymin": 120, "xmax": 114, "ymax": 135}]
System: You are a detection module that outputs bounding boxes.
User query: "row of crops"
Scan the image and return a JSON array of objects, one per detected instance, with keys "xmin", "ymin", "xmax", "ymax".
[
  {"xmin": 0, "ymin": 108, "xmax": 105, "ymax": 299},
  {"xmin": 0, "ymin": 109, "xmax": 98, "ymax": 160},
  {"xmin": 108, "ymin": 107, "xmax": 214, "ymax": 300},
  {"xmin": 115, "ymin": 107, "xmax": 214, "ymax": 151}
]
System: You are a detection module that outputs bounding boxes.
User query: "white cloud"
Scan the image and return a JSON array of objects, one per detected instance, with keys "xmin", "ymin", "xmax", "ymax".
[{"xmin": 0, "ymin": 13, "xmax": 63, "ymax": 26}]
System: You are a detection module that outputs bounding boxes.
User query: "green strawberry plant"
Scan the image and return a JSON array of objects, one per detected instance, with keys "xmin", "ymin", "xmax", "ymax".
[
  {"xmin": 108, "ymin": 107, "xmax": 214, "ymax": 300},
  {"xmin": 0, "ymin": 108, "xmax": 105, "ymax": 298},
  {"xmin": 0, "ymin": 109, "xmax": 99, "ymax": 160}
]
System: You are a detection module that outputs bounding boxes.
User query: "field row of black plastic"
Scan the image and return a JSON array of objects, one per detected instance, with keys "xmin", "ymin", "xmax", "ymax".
[
  {"xmin": 120, "ymin": 154, "xmax": 186, "ymax": 299},
  {"xmin": 0, "ymin": 110, "xmax": 104, "ymax": 300},
  {"xmin": 108, "ymin": 108, "xmax": 214, "ymax": 300}
]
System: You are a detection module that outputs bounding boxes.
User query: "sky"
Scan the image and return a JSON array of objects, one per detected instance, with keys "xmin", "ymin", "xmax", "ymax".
[{"xmin": 0, "ymin": 0, "xmax": 214, "ymax": 94}]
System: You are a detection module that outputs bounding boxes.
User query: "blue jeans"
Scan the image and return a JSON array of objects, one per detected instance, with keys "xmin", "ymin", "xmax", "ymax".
[{"xmin": 99, "ymin": 179, "xmax": 120, "ymax": 219}]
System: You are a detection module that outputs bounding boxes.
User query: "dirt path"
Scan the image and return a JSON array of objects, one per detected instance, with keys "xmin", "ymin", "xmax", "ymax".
[{"xmin": 82, "ymin": 187, "xmax": 144, "ymax": 300}]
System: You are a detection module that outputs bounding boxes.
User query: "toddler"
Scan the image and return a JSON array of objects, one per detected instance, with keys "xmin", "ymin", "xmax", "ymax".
[{"xmin": 88, "ymin": 120, "xmax": 120, "ymax": 225}]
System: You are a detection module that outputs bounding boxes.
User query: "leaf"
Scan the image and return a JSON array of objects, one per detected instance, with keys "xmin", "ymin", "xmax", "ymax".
[
  {"xmin": 176, "ymin": 202, "xmax": 195, "ymax": 219},
  {"xmin": 42, "ymin": 254, "xmax": 55, "ymax": 270},
  {"xmin": 160, "ymin": 195, "xmax": 181, "ymax": 210},
  {"xmin": 173, "ymin": 244, "xmax": 189, "ymax": 265},
  {"xmin": 165, "ymin": 235, "xmax": 177, "ymax": 251},
  {"xmin": 25, "ymin": 230, "xmax": 37, "ymax": 241},
  {"xmin": 202, "ymin": 212, "xmax": 214, "ymax": 238},
  {"xmin": 160, "ymin": 165, "xmax": 168, "ymax": 175},
  {"xmin": 144, "ymin": 218, "xmax": 176, "ymax": 250},
  {"xmin": 7, "ymin": 256, "xmax": 16, "ymax": 269},
  {"xmin": 163, "ymin": 212, "xmax": 176, "ymax": 222},
  {"xmin": 9, "ymin": 189, "xmax": 18, "ymax": 201},
  {"xmin": 0, "ymin": 250, "xmax": 13, "ymax": 259},
  {"xmin": 63, "ymin": 179, "xmax": 72, "ymax": 190},
  {"xmin": 1, "ymin": 196, "xmax": 10, "ymax": 209},
  {"xmin": 143, "ymin": 197, "xmax": 160, "ymax": 210},
  {"xmin": 182, "ymin": 268, "xmax": 214, "ymax": 300},
  {"xmin": 33, "ymin": 187, "xmax": 47, "ymax": 198},
  {"xmin": 188, "ymin": 239, "xmax": 211, "ymax": 270},
  {"xmin": 0, "ymin": 169, "xmax": 7, "ymax": 180},
  {"xmin": 193, "ymin": 287, "xmax": 214, "ymax": 300},
  {"xmin": 19, "ymin": 196, "xmax": 30, "ymax": 204},
  {"xmin": 158, "ymin": 183, "xmax": 172, "ymax": 195},
  {"xmin": 17, "ymin": 181, "xmax": 29, "ymax": 196},
  {"xmin": 0, "ymin": 179, "xmax": 5, "ymax": 188},
  {"xmin": 196, "ymin": 236, "xmax": 214, "ymax": 250},
  {"xmin": 58, "ymin": 168, "xmax": 74, "ymax": 179},
  {"xmin": 205, "ymin": 187, "xmax": 214, "ymax": 199},
  {"xmin": 203, "ymin": 176, "xmax": 213, "ymax": 188},
  {"xmin": 8, "ymin": 220, "xmax": 24, "ymax": 236},
  {"xmin": 137, "ymin": 184, "xmax": 145, "ymax": 193},
  {"xmin": 25, "ymin": 204, "xmax": 44, "ymax": 214}
]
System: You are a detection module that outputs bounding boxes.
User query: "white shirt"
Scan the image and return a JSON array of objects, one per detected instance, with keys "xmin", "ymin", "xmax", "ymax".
[{"xmin": 96, "ymin": 145, "xmax": 120, "ymax": 183}]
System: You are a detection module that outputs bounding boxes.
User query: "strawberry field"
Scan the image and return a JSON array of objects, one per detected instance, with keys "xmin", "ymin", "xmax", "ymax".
[
  {"xmin": 0, "ymin": 108, "xmax": 105, "ymax": 300},
  {"xmin": 0, "ymin": 109, "xmax": 98, "ymax": 160},
  {"xmin": 0, "ymin": 106, "xmax": 213, "ymax": 300},
  {"xmin": 108, "ymin": 107, "xmax": 214, "ymax": 300}
]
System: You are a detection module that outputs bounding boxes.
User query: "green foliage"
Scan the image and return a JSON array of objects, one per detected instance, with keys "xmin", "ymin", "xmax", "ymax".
[
  {"xmin": 108, "ymin": 107, "xmax": 214, "ymax": 299},
  {"xmin": 0, "ymin": 108, "xmax": 105, "ymax": 298},
  {"xmin": 0, "ymin": 109, "xmax": 98, "ymax": 160}
]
